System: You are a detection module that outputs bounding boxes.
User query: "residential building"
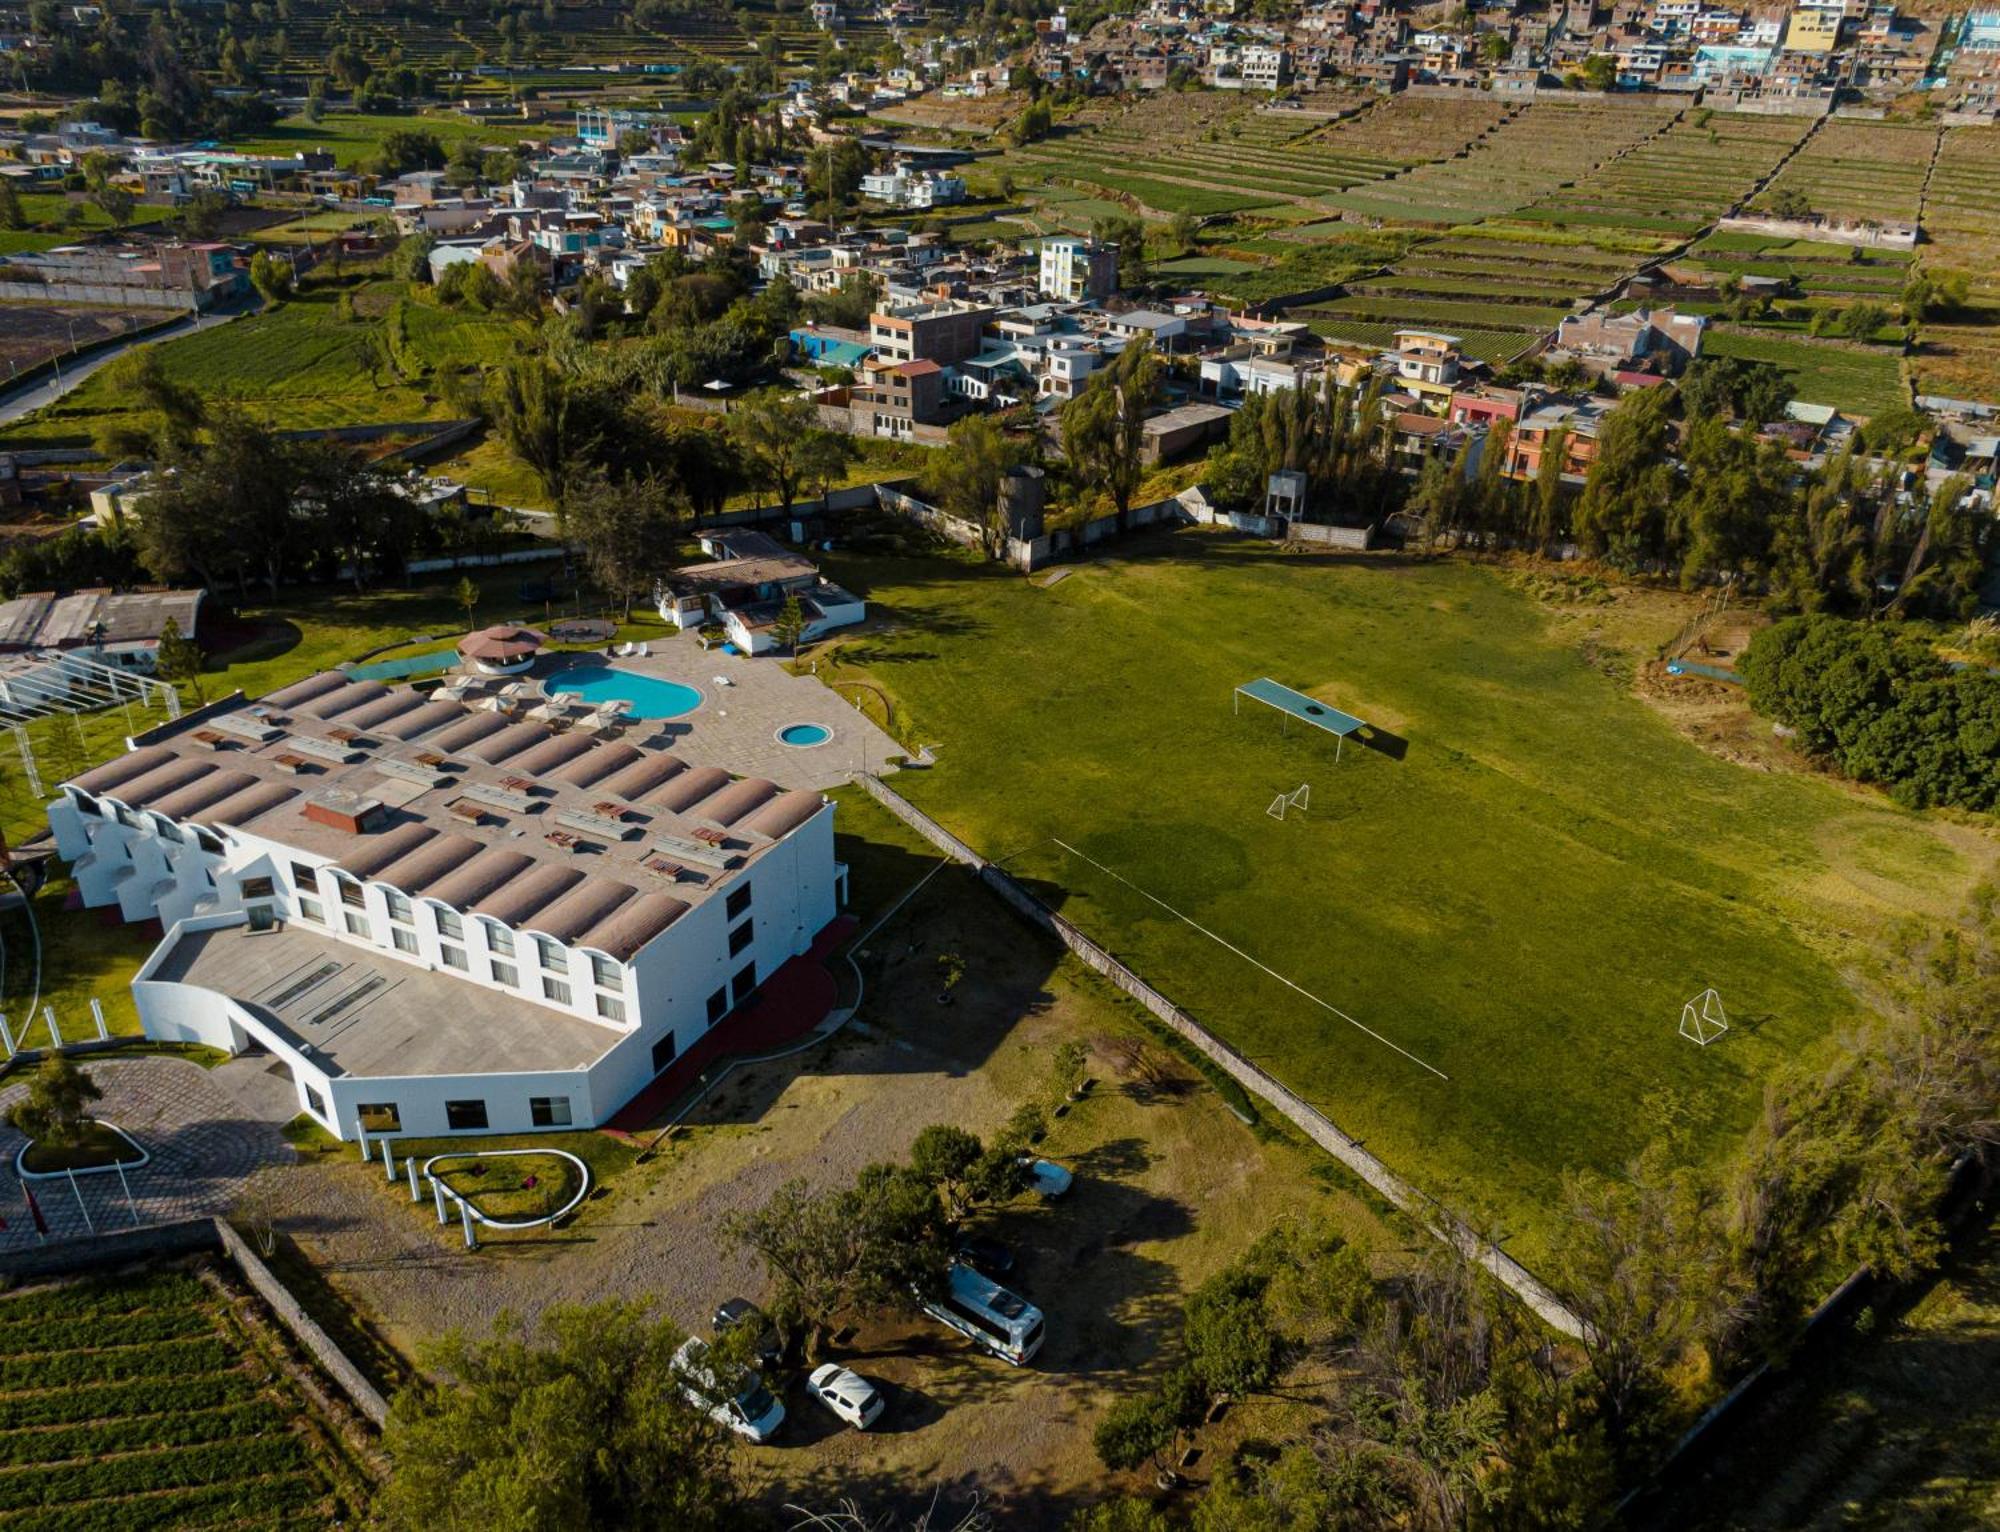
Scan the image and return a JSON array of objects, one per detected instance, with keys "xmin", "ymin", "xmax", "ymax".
[
  {"xmin": 49, "ymin": 671, "xmax": 844, "ymax": 1142},
  {"xmin": 867, "ymin": 297, "xmax": 992, "ymax": 367},
  {"xmin": 1388, "ymin": 330, "xmax": 1464, "ymax": 410},
  {"xmin": 1038, "ymin": 236, "xmax": 1119, "ymax": 303},
  {"xmin": 655, "ymin": 531, "xmax": 866, "ymax": 651},
  {"xmin": 1552, "ymin": 307, "xmax": 1705, "ymax": 378}
]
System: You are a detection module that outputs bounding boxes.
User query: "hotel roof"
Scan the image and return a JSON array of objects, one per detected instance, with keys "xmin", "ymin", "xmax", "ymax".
[{"xmin": 66, "ymin": 670, "xmax": 828, "ymax": 963}]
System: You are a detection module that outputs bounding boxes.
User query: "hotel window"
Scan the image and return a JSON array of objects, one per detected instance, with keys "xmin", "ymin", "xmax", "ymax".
[
  {"xmin": 435, "ymin": 908, "xmax": 464, "ymax": 941},
  {"xmin": 543, "ymin": 976, "xmax": 572, "ymax": 1005},
  {"xmin": 589, "ymin": 953, "xmax": 620, "ymax": 989},
  {"xmin": 731, "ymin": 963, "xmax": 757, "ymax": 1006},
  {"xmin": 651, "ymin": 1034, "xmax": 677, "ymax": 1073},
  {"xmin": 726, "ymin": 883, "xmax": 753, "ymax": 920},
  {"xmin": 490, "ymin": 959, "xmax": 518, "ymax": 987},
  {"xmin": 530, "ymin": 1096, "xmax": 573, "ymax": 1127},
  {"xmin": 304, "ymin": 1085, "xmax": 328, "ymax": 1120},
  {"xmin": 115, "ymin": 804, "xmax": 140, "ymax": 828},
  {"xmin": 70, "ymin": 793, "xmax": 99, "ymax": 818},
  {"xmin": 241, "ymin": 876, "xmax": 275, "ymax": 900},
  {"xmin": 596, "ymin": 992, "xmax": 626, "ymax": 1022},
  {"xmin": 535, "ymin": 936, "xmax": 567, "ymax": 973},
  {"xmin": 337, "ymin": 878, "xmax": 365, "ymax": 910},
  {"xmin": 199, "ymin": 829, "xmax": 225, "ymax": 853},
  {"xmin": 728, "ymin": 919, "xmax": 754, "ymax": 957},
  {"xmin": 155, "ymin": 818, "xmax": 183, "ymax": 845},
  {"xmin": 384, "ymin": 889, "xmax": 412, "ymax": 923},
  {"xmin": 706, "ymin": 985, "xmax": 729, "ymax": 1024},
  {"xmin": 484, "ymin": 922, "xmax": 515, "ymax": 957},
  {"xmin": 343, "ymin": 911, "xmax": 372, "ymax": 940},
  {"xmin": 392, "ymin": 927, "xmax": 419, "ymax": 955},
  {"xmin": 440, "ymin": 945, "xmax": 469, "ymax": 971},
  {"xmin": 291, "ymin": 862, "xmax": 318, "ymax": 892},
  {"xmin": 298, "ymin": 897, "xmax": 325, "ymax": 925},
  {"xmin": 445, "ymin": 1099, "xmax": 489, "ymax": 1131},
  {"xmin": 357, "ymin": 1102, "xmax": 401, "ymax": 1133}
]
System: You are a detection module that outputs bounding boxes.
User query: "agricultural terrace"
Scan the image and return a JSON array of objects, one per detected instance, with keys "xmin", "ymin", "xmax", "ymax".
[
  {"xmin": 0, "ymin": 278, "xmax": 534, "ymax": 450},
  {"xmin": 0, "ymin": 1268, "xmax": 362, "ymax": 1529},
  {"xmin": 1910, "ymin": 124, "xmax": 2000, "ymax": 400},
  {"xmin": 811, "ymin": 535, "xmax": 1993, "ymax": 1259},
  {"xmin": 1751, "ymin": 118, "xmax": 1937, "ymax": 225},
  {"xmin": 0, "ymin": 193, "xmax": 178, "ymax": 258},
  {"xmin": 1672, "ymin": 231, "xmax": 1915, "ymax": 312},
  {"xmin": 1287, "ymin": 105, "xmax": 1796, "ymax": 359}
]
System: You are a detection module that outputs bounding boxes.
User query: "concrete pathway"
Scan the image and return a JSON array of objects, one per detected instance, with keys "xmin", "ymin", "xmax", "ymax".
[
  {"xmin": 538, "ymin": 631, "xmax": 902, "ymax": 790},
  {"xmin": 0, "ymin": 1056, "xmax": 293, "ymax": 1249}
]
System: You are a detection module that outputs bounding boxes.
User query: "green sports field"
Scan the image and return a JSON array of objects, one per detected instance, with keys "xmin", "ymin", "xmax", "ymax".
[{"xmin": 817, "ymin": 534, "xmax": 1992, "ymax": 1256}]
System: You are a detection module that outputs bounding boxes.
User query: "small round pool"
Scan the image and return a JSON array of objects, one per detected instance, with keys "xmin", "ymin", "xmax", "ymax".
[
  {"xmin": 547, "ymin": 667, "xmax": 702, "ymax": 721},
  {"xmin": 777, "ymin": 722, "xmax": 832, "ymax": 748}
]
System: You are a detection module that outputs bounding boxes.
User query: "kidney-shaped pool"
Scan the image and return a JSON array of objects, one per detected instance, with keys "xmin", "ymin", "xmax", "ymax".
[{"xmin": 546, "ymin": 667, "xmax": 703, "ymax": 720}]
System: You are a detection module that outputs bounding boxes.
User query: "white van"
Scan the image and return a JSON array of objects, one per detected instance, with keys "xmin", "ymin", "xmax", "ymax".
[{"xmin": 920, "ymin": 1261, "xmax": 1046, "ymax": 1365}]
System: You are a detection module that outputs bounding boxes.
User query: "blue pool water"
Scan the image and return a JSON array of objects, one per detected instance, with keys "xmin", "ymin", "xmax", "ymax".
[
  {"xmin": 778, "ymin": 722, "xmax": 832, "ymax": 748},
  {"xmin": 547, "ymin": 667, "xmax": 702, "ymax": 720}
]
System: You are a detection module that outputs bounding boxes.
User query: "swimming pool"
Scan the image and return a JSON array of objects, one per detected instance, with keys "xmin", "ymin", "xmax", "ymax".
[
  {"xmin": 777, "ymin": 722, "xmax": 832, "ymax": 748},
  {"xmin": 547, "ymin": 667, "xmax": 702, "ymax": 720}
]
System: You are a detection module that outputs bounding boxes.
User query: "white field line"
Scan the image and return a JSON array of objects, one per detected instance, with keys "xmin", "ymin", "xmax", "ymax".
[{"xmin": 1051, "ymin": 839, "xmax": 1450, "ymax": 1083}]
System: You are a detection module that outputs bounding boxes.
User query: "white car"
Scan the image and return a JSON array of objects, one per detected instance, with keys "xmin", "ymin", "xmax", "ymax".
[
  {"xmin": 1019, "ymin": 1156, "xmax": 1074, "ymax": 1199},
  {"xmin": 673, "ymin": 1337, "xmax": 786, "ymax": 1443},
  {"xmin": 806, "ymin": 1363, "xmax": 886, "ymax": 1430}
]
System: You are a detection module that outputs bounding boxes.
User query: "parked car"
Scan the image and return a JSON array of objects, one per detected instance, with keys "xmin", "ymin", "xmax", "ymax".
[
  {"xmin": 1018, "ymin": 1157, "xmax": 1074, "ymax": 1199},
  {"xmin": 712, "ymin": 1297, "xmax": 784, "ymax": 1367},
  {"xmin": 954, "ymin": 1235, "xmax": 1017, "ymax": 1278},
  {"xmin": 672, "ymin": 1336, "xmax": 785, "ymax": 1443},
  {"xmin": 806, "ymin": 1363, "xmax": 886, "ymax": 1430}
]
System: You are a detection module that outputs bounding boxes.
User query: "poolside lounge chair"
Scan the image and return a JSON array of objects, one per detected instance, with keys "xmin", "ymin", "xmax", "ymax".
[{"xmin": 638, "ymin": 643, "xmax": 652, "ymax": 658}]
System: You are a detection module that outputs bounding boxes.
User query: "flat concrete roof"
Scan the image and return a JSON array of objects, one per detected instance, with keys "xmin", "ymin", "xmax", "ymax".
[{"xmin": 153, "ymin": 920, "xmax": 617, "ymax": 1078}]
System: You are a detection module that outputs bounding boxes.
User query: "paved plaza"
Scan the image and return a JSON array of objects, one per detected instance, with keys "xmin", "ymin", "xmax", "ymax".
[
  {"xmin": 536, "ymin": 631, "xmax": 901, "ymax": 790},
  {"xmin": 0, "ymin": 1056, "xmax": 293, "ymax": 1250}
]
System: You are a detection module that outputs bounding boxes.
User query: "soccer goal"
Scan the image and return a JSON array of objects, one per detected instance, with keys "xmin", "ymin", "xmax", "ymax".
[
  {"xmin": 1679, "ymin": 988, "xmax": 1729, "ymax": 1047},
  {"xmin": 1265, "ymin": 784, "xmax": 1311, "ymax": 822}
]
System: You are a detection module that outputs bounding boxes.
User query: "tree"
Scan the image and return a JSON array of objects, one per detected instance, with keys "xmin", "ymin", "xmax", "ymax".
[
  {"xmin": 1548, "ymin": 1147, "xmax": 1739, "ymax": 1449},
  {"xmin": 1768, "ymin": 184, "xmax": 1812, "ymax": 219},
  {"xmin": 1528, "ymin": 425, "xmax": 1568, "ymax": 552},
  {"xmin": 1837, "ymin": 299, "xmax": 1890, "ymax": 341},
  {"xmin": 455, "ymin": 575, "xmax": 480, "ymax": 631},
  {"xmin": 772, "ymin": 592, "xmax": 806, "ymax": 656},
  {"xmin": 135, "ymin": 413, "xmax": 299, "ymax": 597},
  {"xmin": 376, "ymin": 1302, "xmax": 746, "ymax": 1531},
  {"xmin": 1062, "ymin": 339, "xmax": 1161, "ymax": 532},
  {"xmin": 0, "ymin": 179, "xmax": 23, "ymax": 232},
  {"xmin": 374, "ymin": 128, "xmax": 447, "ymax": 178},
  {"xmin": 727, "ymin": 393, "xmax": 836, "ymax": 513},
  {"xmin": 248, "ymin": 249, "xmax": 292, "ymax": 305},
  {"xmin": 1167, "ymin": 209, "xmax": 1199, "ymax": 256},
  {"xmin": 1581, "ymin": 52, "xmax": 1617, "ymax": 90},
  {"xmin": 1094, "ymin": 1365, "xmax": 1208, "ymax": 1480},
  {"xmin": 723, "ymin": 1164, "xmax": 948, "ymax": 1358},
  {"xmin": 7, "ymin": 1055, "xmax": 102, "ymax": 1151},
  {"xmin": 562, "ymin": 470, "xmax": 688, "ymax": 623},
  {"xmin": 154, "ymin": 615, "xmax": 205, "ymax": 704},
  {"xmin": 394, "ymin": 231, "xmax": 437, "ymax": 283},
  {"xmin": 1572, "ymin": 386, "xmax": 1676, "ymax": 566},
  {"xmin": 927, "ymin": 414, "xmax": 1027, "ymax": 559},
  {"xmin": 492, "ymin": 357, "xmax": 592, "ymax": 505}
]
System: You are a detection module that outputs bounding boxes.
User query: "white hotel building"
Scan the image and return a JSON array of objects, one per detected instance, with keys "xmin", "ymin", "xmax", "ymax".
[{"xmin": 46, "ymin": 670, "xmax": 843, "ymax": 1142}]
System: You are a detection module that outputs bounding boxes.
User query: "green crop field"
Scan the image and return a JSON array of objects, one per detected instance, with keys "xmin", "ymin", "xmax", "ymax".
[
  {"xmin": 0, "ymin": 1268, "xmax": 358, "ymax": 1528},
  {"xmin": 813, "ymin": 535, "xmax": 1990, "ymax": 1257},
  {"xmin": 0, "ymin": 280, "xmax": 533, "ymax": 449},
  {"xmin": 227, "ymin": 111, "xmax": 508, "ymax": 169},
  {"xmin": 1702, "ymin": 328, "xmax": 1909, "ymax": 416}
]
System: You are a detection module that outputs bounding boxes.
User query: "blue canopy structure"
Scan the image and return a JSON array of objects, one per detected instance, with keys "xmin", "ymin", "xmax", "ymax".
[{"xmin": 1234, "ymin": 678, "xmax": 1369, "ymax": 760}]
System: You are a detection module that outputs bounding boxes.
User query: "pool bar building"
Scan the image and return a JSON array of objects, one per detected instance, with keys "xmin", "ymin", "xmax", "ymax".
[{"xmin": 46, "ymin": 670, "xmax": 844, "ymax": 1142}]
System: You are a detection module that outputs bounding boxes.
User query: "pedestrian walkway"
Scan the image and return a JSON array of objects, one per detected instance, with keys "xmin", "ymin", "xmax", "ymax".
[{"xmin": 0, "ymin": 1057, "xmax": 292, "ymax": 1250}]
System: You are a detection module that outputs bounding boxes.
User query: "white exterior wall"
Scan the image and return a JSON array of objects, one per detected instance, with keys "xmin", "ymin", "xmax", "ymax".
[{"xmin": 55, "ymin": 780, "xmax": 841, "ymax": 1142}]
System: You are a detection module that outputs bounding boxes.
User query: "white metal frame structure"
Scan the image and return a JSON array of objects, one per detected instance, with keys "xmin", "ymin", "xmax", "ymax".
[{"xmin": 1680, "ymin": 987, "xmax": 1729, "ymax": 1047}]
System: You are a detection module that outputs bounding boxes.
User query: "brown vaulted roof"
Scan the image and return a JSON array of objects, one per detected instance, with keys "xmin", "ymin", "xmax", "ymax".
[
  {"xmin": 262, "ymin": 672, "xmax": 349, "ymax": 710},
  {"xmin": 524, "ymin": 878, "xmax": 636, "ymax": 943},
  {"xmin": 471, "ymin": 861, "xmax": 586, "ymax": 925},
  {"xmin": 578, "ymin": 891, "xmax": 691, "ymax": 958},
  {"xmin": 336, "ymin": 821, "xmax": 438, "ymax": 880}
]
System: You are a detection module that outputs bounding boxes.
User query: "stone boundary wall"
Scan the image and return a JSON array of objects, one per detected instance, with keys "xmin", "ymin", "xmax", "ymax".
[{"xmin": 853, "ymin": 773, "xmax": 1587, "ymax": 1339}]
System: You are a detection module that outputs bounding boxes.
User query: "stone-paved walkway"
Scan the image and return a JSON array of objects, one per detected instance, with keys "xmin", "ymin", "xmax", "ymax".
[{"xmin": 0, "ymin": 1057, "xmax": 293, "ymax": 1249}]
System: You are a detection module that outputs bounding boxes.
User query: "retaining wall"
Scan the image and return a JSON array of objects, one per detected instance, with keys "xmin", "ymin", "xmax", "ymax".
[{"xmin": 853, "ymin": 774, "xmax": 1586, "ymax": 1338}]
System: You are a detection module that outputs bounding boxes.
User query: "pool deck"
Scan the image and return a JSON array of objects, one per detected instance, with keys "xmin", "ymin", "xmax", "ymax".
[{"xmin": 535, "ymin": 634, "xmax": 901, "ymax": 792}]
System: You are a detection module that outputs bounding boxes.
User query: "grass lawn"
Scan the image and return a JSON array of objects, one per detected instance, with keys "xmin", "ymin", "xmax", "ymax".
[
  {"xmin": 0, "ymin": 879, "xmax": 160, "ymax": 1048},
  {"xmin": 809, "ymin": 534, "xmax": 1993, "ymax": 1259},
  {"xmin": 431, "ymin": 1150, "xmax": 589, "ymax": 1221}
]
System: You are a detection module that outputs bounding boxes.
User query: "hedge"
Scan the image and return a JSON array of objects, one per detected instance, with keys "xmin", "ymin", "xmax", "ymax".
[{"xmin": 0, "ymin": 1373, "xmax": 256, "ymax": 1431}]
